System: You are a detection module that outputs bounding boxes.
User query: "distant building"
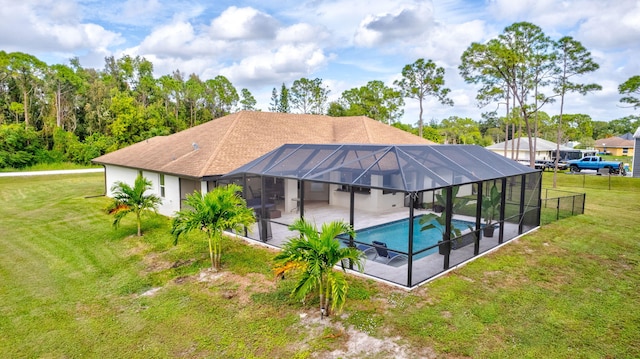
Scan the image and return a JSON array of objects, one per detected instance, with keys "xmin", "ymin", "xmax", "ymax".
[
  {"xmin": 485, "ymin": 137, "xmax": 582, "ymax": 162},
  {"xmin": 594, "ymin": 136, "xmax": 635, "ymax": 156}
]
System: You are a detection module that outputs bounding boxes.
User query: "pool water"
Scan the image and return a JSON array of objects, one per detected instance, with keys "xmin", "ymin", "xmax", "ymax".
[{"xmin": 345, "ymin": 216, "xmax": 475, "ymax": 257}]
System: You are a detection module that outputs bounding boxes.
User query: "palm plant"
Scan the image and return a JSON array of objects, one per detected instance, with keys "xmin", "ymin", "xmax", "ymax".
[
  {"xmin": 109, "ymin": 174, "xmax": 161, "ymax": 236},
  {"xmin": 481, "ymin": 183, "xmax": 501, "ymax": 237},
  {"xmin": 273, "ymin": 219, "xmax": 364, "ymax": 319},
  {"xmin": 171, "ymin": 184, "xmax": 255, "ymax": 270}
]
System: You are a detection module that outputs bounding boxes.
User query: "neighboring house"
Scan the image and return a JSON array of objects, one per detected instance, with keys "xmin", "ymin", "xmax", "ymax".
[
  {"xmin": 92, "ymin": 111, "xmax": 432, "ymax": 217},
  {"xmin": 485, "ymin": 137, "xmax": 582, "ymax": 162},
  {"xmin": 594, "ymin": 135, "xmax": 635, "ymax": 156}
]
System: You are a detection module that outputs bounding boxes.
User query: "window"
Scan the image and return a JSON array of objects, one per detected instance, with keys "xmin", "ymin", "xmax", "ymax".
[
  {"xmin": 160, "ymin": 174, "xmax": 165, "ymax": 197},
  {"xmin": 623, "ymin": 148, "xmax": 629, "ymax": 155}
]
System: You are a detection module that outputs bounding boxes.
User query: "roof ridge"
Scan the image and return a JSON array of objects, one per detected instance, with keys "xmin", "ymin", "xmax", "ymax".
[
  {"xmin": 360, "ymin": 116, "xmax": 373, "ymax": 142},
  {"xmin": 198, "ymin": 112, "xmax": 241, "ymax": 177}
]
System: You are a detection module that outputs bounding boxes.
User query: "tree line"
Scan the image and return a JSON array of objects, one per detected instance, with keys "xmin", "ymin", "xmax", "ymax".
[{"xmin": 2, "ymin": 21, "xmax": 640, "ymax": 170}]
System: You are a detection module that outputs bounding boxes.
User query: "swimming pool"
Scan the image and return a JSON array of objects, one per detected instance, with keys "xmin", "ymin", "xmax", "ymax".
[{"xmin": 344, "ymin": 216, "xmax": 475, "ymax": 257}]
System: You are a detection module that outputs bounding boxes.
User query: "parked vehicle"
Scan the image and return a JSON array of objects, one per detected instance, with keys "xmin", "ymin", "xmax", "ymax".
[
  {"xmin": 542, "ymin": 160, "xmax": 569, "ymax": 171},
  {"xmin": 567, "ymin": 156, "xmax": 626, "ymax": 175}
]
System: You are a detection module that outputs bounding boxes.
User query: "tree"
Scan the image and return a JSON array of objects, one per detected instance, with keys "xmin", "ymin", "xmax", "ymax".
[
  {"xmin": 290, "ymin": 77, "xmax": 330, "ymax": 114},
  {"xmin": 551, "ymin": 36, "xmax": 601, "ymax": 187},
  {"xmin": 7, "ymin": 52, "xmax": 47, "ymax": 128},
  {"xmin": 109, "ymin": 174, "xmax": 161, "ymax": 237},
  {"xmin": 47, "ymin": 64, "xmax": 85, "ymax": 131},
  {"xmin": 273, "ymin": 218, "xmax": 364, "ymax": 319},
  {"xmin": 335, "ymin": 80, "xmax": 404, "ymax": 123},
  {"xmin": 439, "ymin": 116, "xmax": 482, "ymax": 144},
  {"xmin": 171, "ymin": 184, "xmax": 255, "ymax": 270},
  {"xmin": 394, "ymin": 58, "xmax": 453, "ymax": 137},
  {"xmin": 203, "ymin": 75, "xmax": 238, "ymax": 119},
  {"xmin": 460, "ymin": 22, "xmax": 556, "ymax": 168},
  {"xmin": 278, "ymin": 83, "xmax": 290, "ymax": 113},
  {"xmin": 184, "ymin": 74, "xmax": 205, "ymax": 127},
  {"xmin": 268, "ymin": 87, "xmax": 279, "ymax": 112},
  {"xmin": 619, "ymin": 75, "xmax": 640, "ymax": 109},
  {"xmin": 239, "ymin": 88, "xmax": 257, "ymax": 111}
]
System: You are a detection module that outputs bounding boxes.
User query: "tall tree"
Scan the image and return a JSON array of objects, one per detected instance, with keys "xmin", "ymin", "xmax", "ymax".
[
  {"xmin": 619, "ymin": 75, "xmax": 640, "ymax": 109},
  {"xmin": 108, "ymin": 174, "xmax": 161, "ymax": 237},
  {"xmin": 239, "ymin": 88, "xmax": 257, "ymax": 111},
  {"xmin": 551, "ymin": 36, "xmax": 601, "ymax": 187},
  {"xmin": 290, "ymin": 77, "xmax": 330, "ymax": 114},
  {"xmin": 204, "ymin": 75, "xmax": 238, "ymax": 119},
  {"xmin": 278, "ymin": 83, "xmax": 290, "ymax": 113},
  {"xmin": 184, "ymin": 74, "xmax": 205, "ymax": 127},
  {"xmin": 273, "ymin": 218, "xmax": 364, "ymax": 319},
  {"xmin": 47, "ymin": 64, "xmax": 84, "ymax": 131},
  {"xmin": 171, "ymin": 184, "xmax": 255, "ymax": 270},
  {"xmin": 268, "ymin": 87, "xmax": 279, "ymax": 112},
  {"xmin": 394, "ymin": 58, "xmax": 454, "ymax": 137},
  {"xmin": 460, "ymin": 22, "xmax": 556, "ymax": 167},
  {"xmin": 7, "ymin": 52, "xmax": 46, "ymax": 128}
]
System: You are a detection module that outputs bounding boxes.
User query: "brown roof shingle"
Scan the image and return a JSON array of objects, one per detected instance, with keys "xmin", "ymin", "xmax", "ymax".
[
  {"xmin": 93, "ymin": 111, "xmax": 432, "ymax": 178},
  {"xmin": 594, "ymin": 136, "xmax": 634, "ymax": 148}
]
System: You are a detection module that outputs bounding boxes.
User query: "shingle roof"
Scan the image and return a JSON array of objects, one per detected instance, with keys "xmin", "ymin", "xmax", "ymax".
[
  {"xmin": 92, "ymin": 111, "xmax": 432, "ymax": 178},
  {"xmin": 594, "ymin": 136, "xmax": 634, "ymax": 148}
]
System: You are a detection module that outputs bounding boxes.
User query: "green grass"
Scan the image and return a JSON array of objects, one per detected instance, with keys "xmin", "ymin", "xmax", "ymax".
[{"xmin": 1, "ymin": 172, "xmax": 639, "ymax": 358}]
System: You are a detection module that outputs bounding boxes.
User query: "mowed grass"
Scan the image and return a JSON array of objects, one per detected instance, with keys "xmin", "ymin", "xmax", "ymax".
[{"xmin": 1, "ymin": 172, "xmax": 639, "ymax": 358}]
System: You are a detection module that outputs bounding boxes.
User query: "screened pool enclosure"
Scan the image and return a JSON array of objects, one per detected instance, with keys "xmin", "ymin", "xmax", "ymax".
[{"xmin": 221, "ymin": 144, "xmax": 542, "ymax": 288}]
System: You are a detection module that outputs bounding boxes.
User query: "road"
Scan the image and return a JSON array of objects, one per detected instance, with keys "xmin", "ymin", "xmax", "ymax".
[{"xmin": 0, "ymin": 168, "xmax": 104, "ymax": 177}]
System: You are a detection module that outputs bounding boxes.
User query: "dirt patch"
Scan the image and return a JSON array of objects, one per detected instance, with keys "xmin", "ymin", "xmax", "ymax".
[
  {"xmin": 191, "ymin": 269, "xmax": 275, "ymax": 304},
  {"xmin": 291, "ymin": 311, "xmax": 436, "ymax": 359}
]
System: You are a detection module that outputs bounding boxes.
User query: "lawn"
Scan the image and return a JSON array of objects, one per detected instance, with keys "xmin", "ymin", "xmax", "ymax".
[{"xmin": 1, "ymin": 172, "xmax": 639, "ymax": 358}]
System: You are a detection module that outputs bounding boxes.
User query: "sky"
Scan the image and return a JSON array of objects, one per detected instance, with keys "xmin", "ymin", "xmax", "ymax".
[{"xmin": 2, "ymin": 0, "xmax": 639, "ymax": 125}]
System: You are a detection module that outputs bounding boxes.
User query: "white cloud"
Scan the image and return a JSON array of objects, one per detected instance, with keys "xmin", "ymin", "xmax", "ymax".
[
  {"xmin": 276, "ymin": 23, "xmax": 330, "ymax": 44},
  {"xmin": 209, "ymin": 6, "xmax": 279, "ymax": 40},
  {"xmin": 354, "ymin": 4, "xmax": 435, "ymax": 47},
  {"xmin": 220, "ymin": 44, "xmax": 332, "ymax": 86},
  {"xmin": 0, "ymin": 0, "xmax": 123, "ymax": 53}
]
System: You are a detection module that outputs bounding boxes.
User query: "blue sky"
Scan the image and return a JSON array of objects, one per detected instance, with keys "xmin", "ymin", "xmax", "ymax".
[{"xmin": 2, "ymin": 0, "xmax": 639, "ymax": 124}]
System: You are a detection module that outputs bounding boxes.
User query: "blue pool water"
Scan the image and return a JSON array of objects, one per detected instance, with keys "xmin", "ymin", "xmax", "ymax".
[{"xmin": 344, "ymin": 216, "xmax": 474, "ymax": 257}]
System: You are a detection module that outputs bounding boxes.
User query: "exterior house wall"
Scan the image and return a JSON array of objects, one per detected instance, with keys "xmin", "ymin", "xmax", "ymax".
[
  {"xmin": 328, "ymin": 175, "xmax": 405, "ymax": 211},
  {"xmin": 594, "ymin": 145, "xmax": 635, "ymax": 157},
  {"xmin": 158, "ymin": 174, "xmax": 180, "ymax": 217},
  {"xmin": 104, "ymin": 165, "xmax": 139, "ymax": 197},
  {"xmin": 103, "ymin": 165, "xmax": 182, "ymax": 217}
]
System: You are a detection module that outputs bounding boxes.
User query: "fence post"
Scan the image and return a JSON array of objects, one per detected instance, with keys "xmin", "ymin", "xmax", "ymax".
[{"xmin": 556, "ymin": 198, "xmax": 560, "ymax": 221}]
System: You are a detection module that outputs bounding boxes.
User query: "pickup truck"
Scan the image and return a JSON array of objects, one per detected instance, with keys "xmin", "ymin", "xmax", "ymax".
[{"xmin": 567, "ymin": 156, "xmax": 626, "ymax": 175}]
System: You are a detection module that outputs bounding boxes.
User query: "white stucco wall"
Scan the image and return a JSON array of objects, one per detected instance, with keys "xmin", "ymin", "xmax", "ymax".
[{"xmin": 103, "ymin": 165, "xmax": 182, "ymax": 217}]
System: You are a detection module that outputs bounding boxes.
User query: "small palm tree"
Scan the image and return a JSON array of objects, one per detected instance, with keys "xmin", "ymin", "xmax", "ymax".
[
  {"xmin": 171, "ymin": 184, "xmax": 255, "ymax": 270},
  {"xmin": 109, "ymin": 174, "xmax": 161, "ymax": 237},
  {"xmin": 273, "ymin": 218, "xmax": 364, "ymax": 319}
]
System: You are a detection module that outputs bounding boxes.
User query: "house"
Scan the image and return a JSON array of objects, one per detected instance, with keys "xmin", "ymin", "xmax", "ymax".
[
  {"xmin": 594, "ymin": 135, "xmax": 635, "ymax": 156},
  {"xmin": 93, "ymin": 111, "xmax": 543, "ymax": 288},
  {"xmin": 92, "ymin": 111, "xmax": 432, "ymax": 217},
  {"xmin": 485, "ymin": 137, "xmax": 582, "ymax": 162}
]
